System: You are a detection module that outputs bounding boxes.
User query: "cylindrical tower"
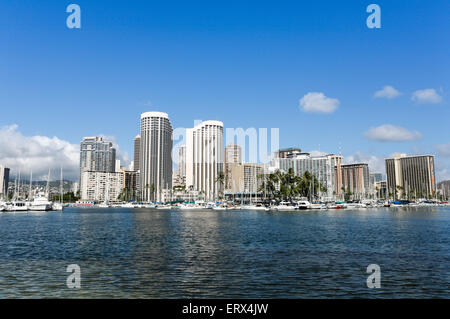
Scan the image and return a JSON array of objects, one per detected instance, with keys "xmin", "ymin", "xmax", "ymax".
[{"xmin": 140, "ymin": 112, "xmax": 173, "ymax": 202}]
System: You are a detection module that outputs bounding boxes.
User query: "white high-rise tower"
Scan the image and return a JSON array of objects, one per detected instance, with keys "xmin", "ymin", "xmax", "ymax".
[
  {"xmin": 186, "ymin": 120, "xmax": 224, "ymax": 201},
  {"xmin": 140, "ymin": 112, "xmax": 173, "ymax": 202}
]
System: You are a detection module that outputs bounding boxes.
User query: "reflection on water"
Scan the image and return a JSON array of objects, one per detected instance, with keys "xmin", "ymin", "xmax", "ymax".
[{"xmin": 0, "ymin": 207, "xmax": 448, "ymax": 298}]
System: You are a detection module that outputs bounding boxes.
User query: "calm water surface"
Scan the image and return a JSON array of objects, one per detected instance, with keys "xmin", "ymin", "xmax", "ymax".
[{"xmin": 0, "ymin": 207, "xmax": 449, "ymax": 298}]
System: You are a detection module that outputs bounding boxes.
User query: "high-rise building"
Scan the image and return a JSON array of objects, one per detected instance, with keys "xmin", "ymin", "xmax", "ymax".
[
  {"xmin": 0, "ymin": 165, "xmax": 10, "ymax": 197},
  {"xmin": 133, "ymin": 135, "xmax": 140, "ymax": 172},
  {"xmin": 80, "ymin": 136, "xmax": 116, "ymax": 174},
  {"xmin": 340, "ymin": 163, "xmax": 370, "ymax": 198},
  {"xmin": 385, "ymin": 154, "xmax": 436, "ymax": 200},
  {"xmin": 186, "ymin": 120, "xmax": 224, "ymax": 200},
  {"xmin": 225, "ymin": 143, "xmax": 242, "ymax": 190},
  {"xmin": 267, "ymin": 152, "xmax": 341, "ymax": 199},
  {"xmin": 140, "ymin": 112, "xmax": 173, "ymax": 202}
]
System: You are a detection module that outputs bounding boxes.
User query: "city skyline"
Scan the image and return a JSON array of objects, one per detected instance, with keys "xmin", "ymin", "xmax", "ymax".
[{"xmin": 1, "ymin": 1, "xmax": 449, "ymax": 181}]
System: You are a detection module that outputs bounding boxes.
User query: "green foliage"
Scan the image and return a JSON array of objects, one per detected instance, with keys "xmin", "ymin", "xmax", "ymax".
[{"xmin": 259, "ymin": 169, "xmax": 326, "ymax": 201}]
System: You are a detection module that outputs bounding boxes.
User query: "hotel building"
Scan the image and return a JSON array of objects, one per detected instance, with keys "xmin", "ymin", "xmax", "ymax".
[
  {"xmin": 267, "ymin": 153, "xmax": 342, "ymax": 199},
  {"xmin": 140, "ymin": 112, "xmax": 173, "ymax": 202},
  {"xmin": 186, "ymin": 120, "xmax": 224, "ymax": 200},
  {"xmin": 385, "ymin": 154, "xmax": 436, "ymax": 200}
]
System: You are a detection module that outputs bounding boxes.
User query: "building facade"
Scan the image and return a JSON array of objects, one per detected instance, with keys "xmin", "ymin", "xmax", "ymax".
[
  {"xmin": 133, "ymin": 135, "xmax": 140, "ymax": 172},
  {"xmin": 340, "ymin": 163, "xmax": 370, "ymax": 199},
  {"xmin": 385, "ymin": 154, "xmax": 436, "ymax": 200},
  {"xmin": 0, "ymin": 165, "xmax": 10, "ymax": 197},
  {"xmin": 186, "ymin": 120, "xmax": 224, "ymax": 201},
  {"xmin": 225, "ymin": 143, "xmax": 242, "ymax": 190},
  {"xmin": 140, "ymin": 112, "xmax": 173, "ymax": 202},
  {"xmin": 225, "ymin": 163, "xmax": 263, "ymax": 194},
  {"xmin": 80, "ymin": 136, "xmax": 116, "ymax": 174},
  {"xmin": 80, "ymin": 171, "xmax": 124, "ymax": 202}
]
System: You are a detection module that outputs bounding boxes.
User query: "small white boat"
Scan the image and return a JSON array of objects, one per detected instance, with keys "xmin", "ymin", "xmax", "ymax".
[
  {"xmin": 274, "ymin": 201, "xmax": 297, "ymax": 211},
  {"xmin": 98, "ymin": 201, "xmax": 111, "ymax": 208},
  {"xmin": 5, "ymin": 201, "xmax": 29, "ymax": 212},
  {"xmin": 297, "ymin": 200, "xmax": 312, "ymax": 210},
  {"xmin": 177, "ymin": 204, "xmax": 203, "ymax": 210},
  {"xmin": 309, "ymin": 202, "xmax": 323, "ymax": 210},
  {"xmin": 52, "ymin": 202, "xmax": 64, "ymax": 211}
]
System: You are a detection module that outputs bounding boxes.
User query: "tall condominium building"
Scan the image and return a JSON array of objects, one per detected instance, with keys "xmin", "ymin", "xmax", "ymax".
[
  {"xmin": 225, "ymin": 143, "xmax": 242, "ymax": 190},
  {"xmin": 340, "ymin": 163, "xmax": 370, "ymax": 198},
  {"xmin": 133, "ymin": 135, "xmax": 141, "ymax": 172},
  {"xmin": 385, "ymin": 154, "xmax": 436, "ymax": 200},
  {"xmin": 267, "ymin": 153, "xmax": 341, "ymax": 199},
  {"xmin": 80, "ymin": 136, "xmax": 116, "ymax": 174},
  {"xmin": 186, "ymin": 120, "xmax": 224, "ymax": 200},
  {"xmin": 140, "ymin": 112, "xmax": 173, "ymax": 202},
  {"xmin": 80, "ymin": 171, "xmax": 124, "ymax": 202},
  {"xmin": 0, "ymin": 165, "xmax": 10, "ymax": 196}
]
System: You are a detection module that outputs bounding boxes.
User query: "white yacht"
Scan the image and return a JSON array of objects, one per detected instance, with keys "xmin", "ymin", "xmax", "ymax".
[
  {"xmin": 29, "ymin": 192, "xmax": 53, "ymax": 211},
  {"xmin": 274, "ymin": 201, "xmax": 297, "ymax": 211},
  {"xmin": 5, "ymin": 201, "xmax": 29, "ymax": 212}
]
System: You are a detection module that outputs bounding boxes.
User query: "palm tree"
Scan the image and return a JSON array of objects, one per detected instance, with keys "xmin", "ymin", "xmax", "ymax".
[{"xmin": 216, "ymin": 172, "xmax": 225, "ymax": 200}]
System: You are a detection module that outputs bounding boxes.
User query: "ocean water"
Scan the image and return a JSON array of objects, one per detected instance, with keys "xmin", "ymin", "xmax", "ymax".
[{"xmin": 0, "ymin": 207, "xmax": 448, "ymax": 298}]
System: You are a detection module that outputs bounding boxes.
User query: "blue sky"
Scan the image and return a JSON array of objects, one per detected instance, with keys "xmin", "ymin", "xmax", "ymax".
[{"xmin": 1, "ymin": 0, "xmax": 449, "ymax": 180}]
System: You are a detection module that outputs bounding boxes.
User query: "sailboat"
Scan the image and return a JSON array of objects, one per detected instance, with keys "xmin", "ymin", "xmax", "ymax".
[{"xmin": 6, "ymin": 171, "xmax": 29, "ymax": 212}]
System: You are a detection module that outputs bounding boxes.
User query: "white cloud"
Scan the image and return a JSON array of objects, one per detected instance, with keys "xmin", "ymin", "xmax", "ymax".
[
  {"xmin": 343, "ymin": 151, "xmax": 385, "ymax": 173},
  {"xmin": 0, "ymin": 124, "xmax": 79, "ymax": 180},
  {"xmin": 411, "ymin": 88, "xmax": 442, "ymax": 104},
  {"xmin": 435, "ymin": 143, "xmax": 450, "ymax": 157},
  {"xmin": 374, "ymin": 85, "xmax": 401, "ymax": 99},
  {"xmin": 0, "ymin": 125, "xmax": 129, "ymax": 181},
  {"xmin": 299, "ymin": 92, "xmax": 339, "ymax": 114},
  {"xmin": 364, "ymin": 124, "xmax": 422, "ymax": 142}
]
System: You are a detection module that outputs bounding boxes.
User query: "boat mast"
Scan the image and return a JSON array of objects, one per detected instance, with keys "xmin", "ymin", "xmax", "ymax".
[
  {"xmin": 60, "ymin": 166, "xmax": 63, "ymax": 204},
  {"xmin": 29, "ymin": 171, "xmax": 33, "ymax": 200}
]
